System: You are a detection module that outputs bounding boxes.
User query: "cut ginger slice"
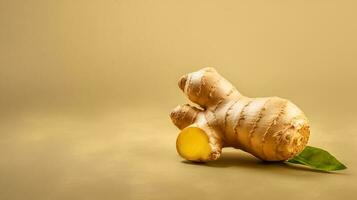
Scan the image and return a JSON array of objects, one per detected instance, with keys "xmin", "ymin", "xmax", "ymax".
[{"xmin": 176, "ymin": 127, "xmax": 212, "ymax": 161}]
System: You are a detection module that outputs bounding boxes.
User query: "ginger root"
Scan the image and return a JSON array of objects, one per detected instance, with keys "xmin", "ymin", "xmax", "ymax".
[{"xmin": 170, "ymin": 68, "xmax": 310, "ymax": 162}]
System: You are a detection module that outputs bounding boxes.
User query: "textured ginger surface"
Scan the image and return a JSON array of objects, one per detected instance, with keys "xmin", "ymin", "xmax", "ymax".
[{"xmin": 171, "ymin": 68, "xmax": 310, "ymax": 161}]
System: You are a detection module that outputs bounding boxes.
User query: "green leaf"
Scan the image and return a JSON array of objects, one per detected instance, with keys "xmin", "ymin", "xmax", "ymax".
[{"xmin": 287, "ymin": 146, "xmax": 347, "ymax": 171}]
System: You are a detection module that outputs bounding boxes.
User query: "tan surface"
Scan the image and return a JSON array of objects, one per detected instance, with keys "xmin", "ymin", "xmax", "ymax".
[{"xmin": 1, "ymin": 0, "xmax": 356, "ymax": 199}]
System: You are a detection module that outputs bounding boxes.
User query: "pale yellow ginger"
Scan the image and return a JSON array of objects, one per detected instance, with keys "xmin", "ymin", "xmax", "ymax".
[{"xmin": 170, "ymin": 68, "xmax": 310, "ymax": 162}]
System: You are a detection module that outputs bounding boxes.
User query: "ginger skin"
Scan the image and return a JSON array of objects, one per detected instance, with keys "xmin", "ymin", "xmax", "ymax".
[{"xmin": 170, "ymin": 68, "xmax": 310, "ymax": 162}]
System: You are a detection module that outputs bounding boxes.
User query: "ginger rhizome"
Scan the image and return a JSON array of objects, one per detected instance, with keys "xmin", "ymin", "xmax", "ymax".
[{"xmin": 170, "ymin": 68, "xmax": 310, "ymax": 162}]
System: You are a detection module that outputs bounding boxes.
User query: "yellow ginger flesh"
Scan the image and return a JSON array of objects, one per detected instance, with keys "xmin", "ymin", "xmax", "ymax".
[{"xmin": 176, "ymin": 127, "xmax": 212, "ymax": 161}]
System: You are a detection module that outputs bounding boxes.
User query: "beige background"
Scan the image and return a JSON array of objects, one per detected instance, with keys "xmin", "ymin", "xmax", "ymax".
[{"xmin": 1, "ymin": 0, "xmax": 356, "ymax": 199}]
